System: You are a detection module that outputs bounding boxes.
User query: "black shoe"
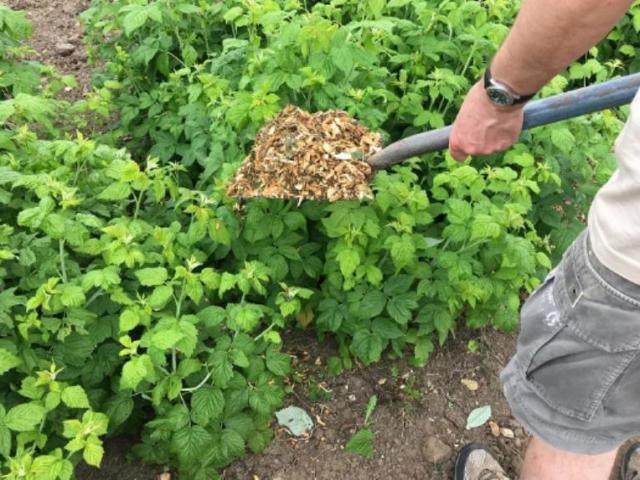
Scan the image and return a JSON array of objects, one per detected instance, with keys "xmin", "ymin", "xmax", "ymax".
[
  {"xmin": 454, "ymin": 443, "xmax": 510, "ymax": 480},
  {"xmin": 622, "ymin": 442, "xmax": 640, "ymax": 480}
]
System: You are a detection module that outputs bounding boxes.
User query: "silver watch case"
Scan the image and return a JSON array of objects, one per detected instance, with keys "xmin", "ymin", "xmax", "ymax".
[{"xmin": 485, "ymin": 79, "xmax": 521, "ymax": 107}]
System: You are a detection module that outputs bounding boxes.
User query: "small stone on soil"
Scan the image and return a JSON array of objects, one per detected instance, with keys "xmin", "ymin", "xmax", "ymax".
[
  {"xmin": 500, "ymin": 427, "xmax": 515, "ymax": 439},
  {"xmin": 461, "ymin": 378, "xmax": 479, "ymax": 391},
  {"xmin": 55, "ymin": 42, "xmax": 75, "ymax": 56},
  {"xmin": 488, "ymin": 420, "xmax": 500, "ymax": 437},
  {"xmin": 422, "ymin": 437, "xmax": 453, "ymax": 464}
]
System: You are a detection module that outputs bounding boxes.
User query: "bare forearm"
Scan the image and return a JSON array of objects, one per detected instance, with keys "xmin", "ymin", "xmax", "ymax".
[{"xmin": 492, "ymin": 0, "xmax": 632, "ymax": 95}]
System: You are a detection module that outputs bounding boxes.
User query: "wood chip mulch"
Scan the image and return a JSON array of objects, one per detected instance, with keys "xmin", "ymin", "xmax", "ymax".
[{"xmin": 226, "ymin": 105, "xmax": 382, "ymax": 202}]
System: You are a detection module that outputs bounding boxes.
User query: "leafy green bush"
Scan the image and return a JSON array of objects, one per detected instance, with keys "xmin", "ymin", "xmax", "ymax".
[
  {"xmin": 0, "ymin": 0, "xmax": 637, "ymax": 477},
  {"xmin": 0, "ymin": 129, "xmax": 300, "ymax": 478}
]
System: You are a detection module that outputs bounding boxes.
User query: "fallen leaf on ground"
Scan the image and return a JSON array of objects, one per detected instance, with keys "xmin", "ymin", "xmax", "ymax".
[
  {"xmin": 461, "ymin": 378, "xmax": 479, "ymax": 391},
  {"xmin": 276, "ymin": 406, "xmax": 314, "ymax": 436},
  {"xmin": 227, "ymin": 105, "xmax": 382, "ymax": 202},
  {"xmin": 465, "ymin": 405, "xmax": 492, "ymax": 430}
]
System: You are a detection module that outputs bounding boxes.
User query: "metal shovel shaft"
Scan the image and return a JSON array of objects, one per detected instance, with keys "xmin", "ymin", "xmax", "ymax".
[{"xmin": 367, "ymin": 73, "xmax": 640, "ymax": 170}]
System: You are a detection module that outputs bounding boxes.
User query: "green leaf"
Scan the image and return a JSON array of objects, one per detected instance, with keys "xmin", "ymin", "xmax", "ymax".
[
  {"xmin": 172, "ymin": 425, "xmax": 213, "ymax": 465},
  {"xmin": 387, "ymin": 292, "xmax": 418, "ymax": 325},
  {"xmin": 98, "ymin": 182, "xmax": 131, "ymax": 201},
  {"xmin": 0, "ymin": 348, "xmax": 20, "ymax": 375},
  {"xmin": 266, "ymin": 348, "xmax": 290, "ymax": 376},
  {"xmin": 83, "ymin": 437, "xmax": 104, "ymax": 467},
  {"xmin": 191, "ymin": 386, "xmax": 225, "ymax": 425},
  {"xmin": 345, "ymin": 428, "xmax": 375, "ymax": 458},
  {"xmin": 211, "ymin": 350, "xmax": 234, "ymax": 388},
  {"xmin": 120, "ymin": 355, "xmax": 153, "ymax": 390},
  {"xmin": 337, "ymin": 248, "xmax": 360, "ymax": 277},
  {"xmin": 148, "ymin": 285, "xmax": 173, "ymax": 310},
  {"xmin": 119, "ymin": 309, "xmax": 140, "ymax": 332},
  {"xmin": 135, "ymin": 267, "xmax": 168, "ymax": 286},
  {"xmin": 5, "ymin": 403, "xmax": 45, "ymax": 432},
  {"xmin": 360, "ymin": 290, "xmax": 386, "ymax": 318},
  {"xmin": 371, "ymin": 318, "xmax": 404, "ymax": 339},
  {"xmin": 151, "ymin": 328, "xmax": 184, "ymax": 350},
  {"xmin": 61, "ymin": 386, "xmax": 90, "ymax": 409},
  {"xmin": 60, "ymin": 284, "xmax": 85, "ymax": 308},
  {"xmin": 123, "ymin": 8, "xmax": 149, "ymax": 36},
  {"xmin": 350, "ymin": 330, "xmax": 383, "ymax": 365},
  {"xmin": 0, "ymin": 425, "xmax": 11, "ymax": 457},
  {"xmin": 465, "ymin": 405, "xmax": 492, "ymax": 430}
]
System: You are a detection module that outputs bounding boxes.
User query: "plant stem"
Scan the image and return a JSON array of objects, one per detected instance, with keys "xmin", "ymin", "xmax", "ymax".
[
  {"xmin": 133, "ymin": 191, "xmax": 143, "ymax": 220},
  {"xmin": 254, "ymin": 322, "xmax": 275, "ymax": 342},
  {"xmin": 59, "ymin": 240, "xmax": 68, "ymax": 283},
  {"xmin": 171, "ymin": 348, "xmax": 177, "ymax": 372},
  {"xmin": 181, "ymin": 369, "xmax": 213, "ymax": 393}
]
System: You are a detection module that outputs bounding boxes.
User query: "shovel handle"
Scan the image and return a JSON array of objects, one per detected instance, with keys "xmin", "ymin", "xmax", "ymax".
[{"xmin": 367, "ymin": 73, "xmax": 640, "ymax": 170}]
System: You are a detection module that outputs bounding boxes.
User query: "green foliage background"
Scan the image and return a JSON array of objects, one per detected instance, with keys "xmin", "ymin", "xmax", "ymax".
[{"xmin": 0, "ymin": 0, "xmax": 639, "ymax": 477}]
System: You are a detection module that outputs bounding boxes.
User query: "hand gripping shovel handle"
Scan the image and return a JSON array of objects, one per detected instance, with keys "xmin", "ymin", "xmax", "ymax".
[{"xmin": 367, "ymin": 73, "xmax": 640, "ymax": 171}]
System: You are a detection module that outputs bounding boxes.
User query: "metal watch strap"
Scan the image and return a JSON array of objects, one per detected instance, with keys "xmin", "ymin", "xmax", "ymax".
[{"xmin": 484, "ymin": 67, "xmax": 536, "ymax": 105}]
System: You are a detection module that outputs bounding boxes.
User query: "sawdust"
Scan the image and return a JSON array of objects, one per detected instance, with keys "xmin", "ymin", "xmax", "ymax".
[{"xmin": 226, "ymin": 106, "xmax": 382, "ymax": 202}]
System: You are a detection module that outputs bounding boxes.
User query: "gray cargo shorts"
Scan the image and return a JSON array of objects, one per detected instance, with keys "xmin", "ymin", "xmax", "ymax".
[{"xmin": 501, "ymin": 229, "xmax": 640, "ymax": 455}]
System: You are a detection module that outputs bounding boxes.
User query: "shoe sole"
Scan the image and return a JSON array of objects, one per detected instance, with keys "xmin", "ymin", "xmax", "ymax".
[
  {"xmin": 621, "ymin": 442, "xmax": 640, "ymax": 480},
  {"xmin": 454, "ymin": 443, "xmax": 492, "ymax": 480}
]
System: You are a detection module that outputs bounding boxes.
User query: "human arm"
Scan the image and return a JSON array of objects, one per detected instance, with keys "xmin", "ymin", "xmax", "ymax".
[{"xmin": 448, "ymin": 0, "xmax": 634, "ymax": 161}]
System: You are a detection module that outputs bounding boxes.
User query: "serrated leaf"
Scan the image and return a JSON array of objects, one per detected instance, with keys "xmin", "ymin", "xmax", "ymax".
[
  {"xmin": 266, "ymin": 348, "xmax": 290, "ymax": 376},
  {"xmin": 5, "ymin": 403, "xmax": 45, "ymax": 432},
  {"xmin": 59, "ymin": 284, "xmax": 85, "ymax": 308},
  {"xmin": 83, "ymin": 438, "xmax": 104, "ymax": 467},
  {"xmin": 151, "ymin": 328, "xmax": 184, "ymax": 350},
  {"xmin": 360, "ymin": 290, "xmax": 386, "ymax": 318},
  {"xmin": 0, "ymin": 425, "xmax": 11, "ymax": 457},
  {"xmin": 465, "ymin": 405, "xmax": 492, "ymax": 430},
  {"xmin": 387, "ymin": 292, "xmax": 418, "ymax": 325},
  {"xmin": 172, "ymin": 425, "xmax": 212, "ymax": 464},
  {"xmin": 61, "ymin": 385, "xmax": 90, "ymax": 409},
  {"xmin": 119, "ymin": 309, "xmax": 140, "ymax": 332},
  {"xmin": 0, "ymin": 348, "xmax": 20, "ymax": 375},
  {"xmin": 191, "ymin": 386, "xmax": 225, "ymax": 425},
  {"xmin": 148, "ymin": 285, "xmax": 173, "ymax": 310},
  {"xmin": 337, "ymin": 248, "xmax": 360, "ymax": 277},
  {"xmin": 350, "ymin": 330, "xmax": 383, "ymax": 365},
  {"xmin": 98, "ymin": 182, "xmax": 131, "ymax": 201},
  {"xmin": 135, "ymin": 267, "xmax": 168, "ymax": 286},
  {"xmin": 123, "ymin": 8, "xmax": 149, "ymax": 36}
]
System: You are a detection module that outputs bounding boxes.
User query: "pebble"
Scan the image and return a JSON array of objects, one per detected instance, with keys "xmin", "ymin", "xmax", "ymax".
[
  {"xmin": 347, "ymin": 394, "xmax": 356, "ymax": 402},
  {"xmin": 500, "ymin": 427, "xmax": 515, "ymax": 439},
  {"xmin": 422, "ymin": 437, "xmax": 453, "ymax": 464},
  {"xmin": 55, "ymin": 42, "xmax": 75, "ymax": 57}
]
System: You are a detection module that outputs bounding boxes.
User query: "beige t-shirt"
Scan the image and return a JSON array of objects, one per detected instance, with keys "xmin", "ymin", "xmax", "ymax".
[{"xmin": 588, "ymin": 91, "xmax": 640, "ymax": 284}]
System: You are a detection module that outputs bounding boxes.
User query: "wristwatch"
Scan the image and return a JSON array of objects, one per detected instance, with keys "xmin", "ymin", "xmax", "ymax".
[{"xmin": 484, "ymin": 66, "xmax": 536, "ymax": 107}]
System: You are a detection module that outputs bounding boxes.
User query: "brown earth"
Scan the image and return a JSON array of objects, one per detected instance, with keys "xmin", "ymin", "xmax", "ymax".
[{"xmin": 4, "ymin": 0, "xmax": 92, "ymax": 101}]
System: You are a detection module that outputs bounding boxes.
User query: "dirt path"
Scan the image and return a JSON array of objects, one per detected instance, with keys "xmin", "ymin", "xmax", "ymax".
[{"xmin": 5, "ymin": 0, "xmax": 91, "ymax": 100}]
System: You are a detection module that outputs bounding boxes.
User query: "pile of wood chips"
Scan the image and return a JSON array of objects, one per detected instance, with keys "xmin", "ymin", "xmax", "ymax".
[{"xmin": 226, "ymin": 105, "xmax": 382, "ymax": 202}]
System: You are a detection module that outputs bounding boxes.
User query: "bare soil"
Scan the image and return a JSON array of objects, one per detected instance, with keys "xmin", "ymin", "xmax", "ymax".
[
  {"xmin": 223, "ymin": 329, "xmax": 523, "ymax": 480},
  {"xmin": 4, "ymin": 0, "xmax": 92, "ymax": 100}
]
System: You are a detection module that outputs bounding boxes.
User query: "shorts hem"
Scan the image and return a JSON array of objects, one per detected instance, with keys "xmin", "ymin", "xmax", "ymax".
[{"xmin": 502, "ymin": 374, "xmax": 625, "ymax": 456}]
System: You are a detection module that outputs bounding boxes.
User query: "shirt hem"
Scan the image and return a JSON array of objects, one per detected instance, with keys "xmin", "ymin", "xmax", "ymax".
[{"xmin": 588, "ymin": 212, "xmax": 640, "ymax": 286}]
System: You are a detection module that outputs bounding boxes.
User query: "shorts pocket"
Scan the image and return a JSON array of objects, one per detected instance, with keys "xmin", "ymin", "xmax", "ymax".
[{"xmin": 519, "ymin": 259, "xmax": 640, "ymax": 422}]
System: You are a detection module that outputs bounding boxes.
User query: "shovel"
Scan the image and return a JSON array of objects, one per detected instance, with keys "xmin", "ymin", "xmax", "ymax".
[{"xmin": 367, "ymin": 73, "xmax": 640, "ymax": 170}]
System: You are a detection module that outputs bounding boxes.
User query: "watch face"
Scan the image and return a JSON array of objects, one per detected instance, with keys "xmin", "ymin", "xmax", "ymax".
[{"xmin": 486, "ymin": 86, "xmax": 514, "ymax": 106}]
